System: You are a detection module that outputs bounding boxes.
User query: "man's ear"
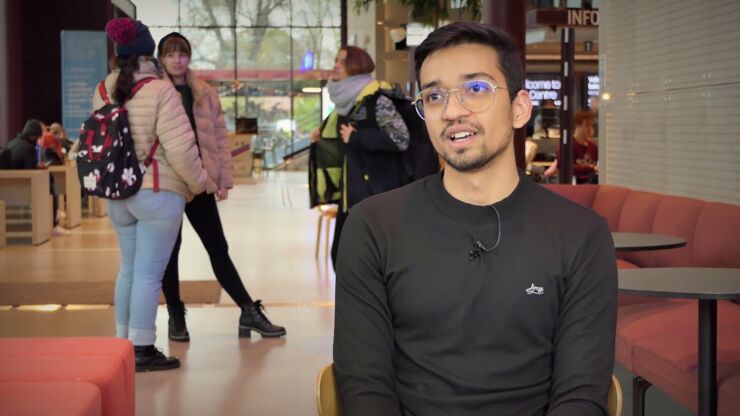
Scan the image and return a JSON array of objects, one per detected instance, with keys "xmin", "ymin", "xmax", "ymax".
[{"xmin": 512, "ymin": 90, "xmax": 532, "ymax": 129}]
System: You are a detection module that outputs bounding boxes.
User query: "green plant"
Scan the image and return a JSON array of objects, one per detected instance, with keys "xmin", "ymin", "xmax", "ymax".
[{"xmin": 353, "ymin": 0, "xmax": 480, "ymax": 28}]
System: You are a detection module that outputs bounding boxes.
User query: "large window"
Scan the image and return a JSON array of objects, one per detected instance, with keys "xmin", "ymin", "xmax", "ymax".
[{"xmin": 135, "ymin": 0, "xmax": 340, "ymax": 154}]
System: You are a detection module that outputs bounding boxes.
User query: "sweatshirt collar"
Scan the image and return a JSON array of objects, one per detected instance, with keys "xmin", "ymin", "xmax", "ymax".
[{"xmin": 424, "ymin": 169, "xmax": 533, "ymax": 225}]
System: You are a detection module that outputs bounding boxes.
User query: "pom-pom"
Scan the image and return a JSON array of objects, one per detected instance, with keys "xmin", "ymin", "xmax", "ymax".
[{"xmin": 105, "ymin": 18, "xmax": 137, "ymax": 44}]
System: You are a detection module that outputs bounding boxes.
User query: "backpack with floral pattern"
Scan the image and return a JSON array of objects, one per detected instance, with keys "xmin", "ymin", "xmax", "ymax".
[{"xmin": 77, "ymin": 77, "xmax": 159, "ymax": 199}]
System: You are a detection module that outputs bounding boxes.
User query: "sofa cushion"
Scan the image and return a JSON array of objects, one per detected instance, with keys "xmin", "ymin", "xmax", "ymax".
[
  {"xmin": 693, "ymin": 202, "xmax": 740, "ymax": 268},
  {"xmin": 650, "ymin": 196, "xmax": 705, "ymax": 267},
  {"xmin": 0, "ymin": 381, "xmax": 102, "ymax": 416},
  {"xmin": 617, "ymin": 191, "xmax": 664, "ymax": 267},
  {"xmin": 542, "ymin": 184, "xmax": 600, "ymax": 208},
  {"xmin": 619, "ymin": 301, "xmax": 740, "ymax": 372},
  {"xmin": 631, "ymin": 321, "xmax": 740, "ymax": 416},
  {"xmin": 0, "ymin": 337, "xmax": 134, "ymax": 416},
  {"xmin": 616, "ymin": 258, "xmax": 639, "ymax": 269},
  {"xmin": 0, "ymin": 356, "xmax": 129, "ymax": 416},
  {"xmin": 614, "ymin": 300, "xmax": 690, "ymax": 370},
  {"xmin": 592, "ymin": 185, "xmax": 630, "ymax": 231}
]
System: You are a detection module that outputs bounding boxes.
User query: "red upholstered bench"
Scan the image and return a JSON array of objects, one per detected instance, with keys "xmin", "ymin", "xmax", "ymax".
[
  {"xmin": 0, "ymin": 381, "xmax": 102, "ymax": 416},
  {"xmin": 632, "ymin": 321, "xmax": 740, "ymax": 416},
  {"xmin": 543, "ymin": 184, "xmax": 740, "ymax": 414},
  {"xmin": 0, "ymin": 337, "xmax": 134, "ymax": 416}
]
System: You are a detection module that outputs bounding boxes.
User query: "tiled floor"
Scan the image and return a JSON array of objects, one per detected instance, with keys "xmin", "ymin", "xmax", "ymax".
[{"xmin": 0, "ymin": 172, "xmax": 337, "ymax": 415}]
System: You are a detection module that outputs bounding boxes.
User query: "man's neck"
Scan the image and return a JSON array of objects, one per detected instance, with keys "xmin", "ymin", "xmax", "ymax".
[{"xmin": 442, "ymin": 154, "xmax": 519, "ymax": 206}]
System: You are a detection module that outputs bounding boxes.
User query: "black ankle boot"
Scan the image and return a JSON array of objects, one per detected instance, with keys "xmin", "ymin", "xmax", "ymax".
[
  {"xmin": 239, "ymin": 300, "xmax": 286, "ymax": 338},
  {"xmin": 134, "ymin": 345, "xmax": 180, "ymax": 372},
  {"xmin": 167, "ymin": 302, "xmax": 190, "ymax": 342}
]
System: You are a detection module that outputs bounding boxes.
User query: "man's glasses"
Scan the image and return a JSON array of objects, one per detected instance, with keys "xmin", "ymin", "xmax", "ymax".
[{"xmin": 413, "ymin": 80, "xmax": 507, "ymax": 121}]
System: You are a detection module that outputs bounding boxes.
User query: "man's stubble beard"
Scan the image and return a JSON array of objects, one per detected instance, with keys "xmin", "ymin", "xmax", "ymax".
[{"xmin": 440, "ymin": 132, "xmax": 512, "ymax": 173}]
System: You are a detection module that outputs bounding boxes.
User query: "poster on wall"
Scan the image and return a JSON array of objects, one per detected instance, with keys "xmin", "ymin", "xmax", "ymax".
[{"xmin": 61, "ymin": 31, "xmax": 108, "ymax": 136}]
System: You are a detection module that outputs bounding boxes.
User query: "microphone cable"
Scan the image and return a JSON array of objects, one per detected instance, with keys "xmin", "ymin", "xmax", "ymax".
[{"xmin": 468, "ymin": 205, "xmax": 502, "ymax": 260}]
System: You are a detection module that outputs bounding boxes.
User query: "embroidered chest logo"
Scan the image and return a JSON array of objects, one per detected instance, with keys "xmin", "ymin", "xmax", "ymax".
[{"xmin": 525, "ymin": 284, "xmax": 544, "ymax": 295}]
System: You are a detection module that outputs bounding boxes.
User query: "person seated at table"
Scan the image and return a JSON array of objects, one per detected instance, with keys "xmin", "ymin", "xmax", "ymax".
[
  {"xmin": 38, "ymin": 126, "xmax": 66, "ymax": 166},
  {"xmin": 3, "ymin": 119, "xmax": 43, "ymax": 169},
  {"xmin": 543, "ymin": 110, "xmax": 599, "ymax": 184},
  {"xmin": 49, "ymin": 122, "xmax": 74, "ymax": 157},
  {"xmin": 2, "ymin": 119, "xmax": 70, "ymax": 236}
]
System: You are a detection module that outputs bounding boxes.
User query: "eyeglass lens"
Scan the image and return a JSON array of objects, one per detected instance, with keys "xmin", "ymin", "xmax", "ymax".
[{"xmin": 415, "ymin": 80, "xmax": 498, "ymax": 120}]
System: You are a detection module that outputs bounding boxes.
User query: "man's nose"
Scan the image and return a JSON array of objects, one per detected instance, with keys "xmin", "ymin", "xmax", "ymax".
[{"xmin": 442, "ymin": 92, "xmax": 472, "ymax": 121}]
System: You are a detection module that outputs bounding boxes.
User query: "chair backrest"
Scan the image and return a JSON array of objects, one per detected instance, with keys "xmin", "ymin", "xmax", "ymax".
[
  {"xmin": 316, "ymin": 363, "xmax": 622, "ymax": 416},
  {"xmin": 317, "ymin": 364, "xmax": 340, "ymax": 416},
  {"xmin": 608, "ymin": 374, "xmax": 623, "ymax": 416}
]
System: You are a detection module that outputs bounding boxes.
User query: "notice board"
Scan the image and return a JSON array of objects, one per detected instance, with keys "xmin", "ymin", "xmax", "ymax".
[{"xmin": 61, "ymin": 31, "xmax": 108, "ymax": 134}]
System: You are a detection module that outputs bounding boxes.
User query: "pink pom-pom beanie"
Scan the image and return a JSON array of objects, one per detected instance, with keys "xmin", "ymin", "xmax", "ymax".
[{"xmin": 105, "ymin": 18, "xmax": 155, "ymax": 58}]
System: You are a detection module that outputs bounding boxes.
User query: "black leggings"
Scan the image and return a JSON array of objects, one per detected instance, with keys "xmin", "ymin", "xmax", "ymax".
[{"xmin": 162, "ymin": 192, "xmax": 252, "ymax": 306}]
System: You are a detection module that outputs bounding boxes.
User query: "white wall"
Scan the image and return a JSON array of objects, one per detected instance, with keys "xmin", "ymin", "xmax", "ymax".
[
  {"xmin": 347, "ymin": 1, "xmax": 376, "ymax": 55},
  {"xmin": 600, "ymin": 0, "xmax": 740, "ymax": 204}
]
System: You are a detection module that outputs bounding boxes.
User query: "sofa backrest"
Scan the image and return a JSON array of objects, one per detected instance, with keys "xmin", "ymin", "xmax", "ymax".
[
  {"xmin": 617, "ymin": 191, "xmax": 664, "ymax": 267},
  {"xmin": 591, "ymin": 185, "xmax": 630, "ymax": 230},
  {"xmin": 542, "ymin": 184, "xmax": 740, "ymax": 269},
  {"xmin": 693, "ymin": 202, "xmax": 740, "ymax": 268}
]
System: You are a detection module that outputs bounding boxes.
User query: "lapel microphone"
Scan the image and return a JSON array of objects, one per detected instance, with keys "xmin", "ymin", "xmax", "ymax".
[{"xmin": 468, "ymin": 205, "xmax": 502, "ymax": 261}]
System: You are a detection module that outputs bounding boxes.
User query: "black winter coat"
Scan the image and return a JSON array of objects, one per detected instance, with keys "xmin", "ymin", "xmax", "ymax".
[{"xmin": 339, "ymin": 92, "xmax": 407, "ymax": 210}]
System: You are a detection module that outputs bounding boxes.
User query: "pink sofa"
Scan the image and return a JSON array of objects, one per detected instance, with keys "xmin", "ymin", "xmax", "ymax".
[
  {"xmin": 544, "ymin": 184, "xmax": 740, "ymax": 416},
  {"xmin": 0, "ymin": 337, "xmax": 135, "ymax": 416}
]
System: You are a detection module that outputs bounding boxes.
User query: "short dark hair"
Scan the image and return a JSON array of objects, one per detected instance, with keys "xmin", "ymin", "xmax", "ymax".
[
  {"xmin": 341, "ymin": 46, "xmax": 375, "ymax": 76},
  {"xmin": 414, "ymin": 22, "xmax": 523, "ymax": 101},
  {"xmin": 157, "ymin": 32, "xmax": 192, "ymax": 58}
]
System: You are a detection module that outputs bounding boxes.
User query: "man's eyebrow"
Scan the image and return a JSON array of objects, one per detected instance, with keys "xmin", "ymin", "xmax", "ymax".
[
  {"xmin": 462, "ymin": 72, "xmax": 498, "ymax": 83},
  {"xmin": 420, "ymin": 72, "xmax": 501, "ymax": 90}
]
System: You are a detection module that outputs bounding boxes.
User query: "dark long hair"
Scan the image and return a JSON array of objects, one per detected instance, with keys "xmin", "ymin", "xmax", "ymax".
[{"xmin": 110, "ymin": 56, "xmax": 140, "ymax": 103}]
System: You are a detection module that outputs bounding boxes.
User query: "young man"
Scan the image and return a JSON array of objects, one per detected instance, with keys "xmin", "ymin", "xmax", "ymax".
[
  {"xmin": 570, "ymin": 109, "xmax": 599, "ymax": 183},
  {"xmin": 333, "ymin": 22, "xmax": 617, "ymax": 416},
  {"xmin": 546, "ymin": 109, "xmax": 599, "ymax": 183}
]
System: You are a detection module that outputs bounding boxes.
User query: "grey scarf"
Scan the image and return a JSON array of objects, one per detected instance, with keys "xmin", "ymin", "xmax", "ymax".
[{"xmin": 327, "ymin": 74, "xmax": 373, "ymax": 116}]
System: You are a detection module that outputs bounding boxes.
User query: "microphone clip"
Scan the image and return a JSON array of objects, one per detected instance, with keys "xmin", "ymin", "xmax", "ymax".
[{"xmin": 468, "ymin": 241, "xmax": 487, "ymax": 261}]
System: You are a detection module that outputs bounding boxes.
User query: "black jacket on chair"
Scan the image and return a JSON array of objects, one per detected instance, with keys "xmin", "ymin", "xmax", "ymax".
[{"xmin": 3, "ymin": 136, "xmax": 37, "ymax": 169}]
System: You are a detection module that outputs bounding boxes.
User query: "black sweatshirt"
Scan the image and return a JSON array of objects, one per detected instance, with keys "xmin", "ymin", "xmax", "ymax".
[{"xmin": 333, "ymin": 170, "xmax": 617, "ymax": 416}]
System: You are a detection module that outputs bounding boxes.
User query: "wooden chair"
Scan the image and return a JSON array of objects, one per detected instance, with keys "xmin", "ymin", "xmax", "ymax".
[
  {"xmin": 317, "ymin": 364, "xmax": 623, "ymax": 416},
  {"xmin": 315, "ymin": 204, "xmax": 338, "ymax": 262},
  {"xmin": 316, "ymin": 364, "xmax": 339, "ymax": 416},
  {"xmin": 608, "ymin": 373, "xmax": 623, "ymax": 416}
]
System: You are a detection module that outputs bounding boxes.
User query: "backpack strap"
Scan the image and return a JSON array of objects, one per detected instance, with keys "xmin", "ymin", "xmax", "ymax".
[
  {"xmin": 130, "ymin": 77, "xmax": 158, "ymax": 98},
  {"xmin": 131, "ymin": 77, "xmax": 161, "ymax": 189},
  {"xmin": 98, "ymin": 81, "xmax": 110, "ymax": 105},
  {"xmin": 98, "ymin": 77, "xmax": 157, "ymax": 105},
  {"xmin": 143, "ymin": 140, "xmax": 160, "ymax": 192},
  {"xmin": 127, "ymin": 77, "xmax": 160, "ymax": 190}
]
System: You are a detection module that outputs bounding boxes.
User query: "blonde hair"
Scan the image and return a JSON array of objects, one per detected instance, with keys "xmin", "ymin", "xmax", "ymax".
[{"xmin": 50, "ymin": 123, "xmax": 67, "ymax": 140}]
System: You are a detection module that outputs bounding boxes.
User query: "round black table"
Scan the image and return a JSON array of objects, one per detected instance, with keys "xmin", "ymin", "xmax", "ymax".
[
  {"xmin": 618, "ymin": 268, "xmax": 740, "ymax": 416},
  {"xmin": 612, "ymin": 232, "xmax": 686, "ymax": 252}
]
